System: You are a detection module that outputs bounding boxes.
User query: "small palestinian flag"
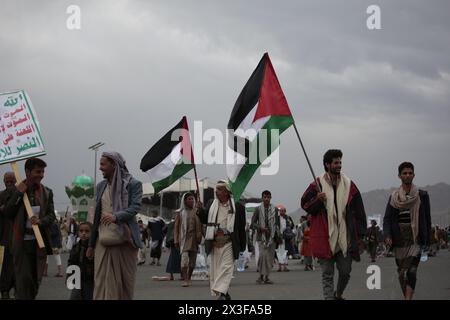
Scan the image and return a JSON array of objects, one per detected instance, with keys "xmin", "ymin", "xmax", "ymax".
[
  {"xmin": 227, "ymin": 53, "xmax": 294, "ymax": 200},
  {"xmin": 140, "ymin": 116, "xmax": 194, "ymax": 194}
]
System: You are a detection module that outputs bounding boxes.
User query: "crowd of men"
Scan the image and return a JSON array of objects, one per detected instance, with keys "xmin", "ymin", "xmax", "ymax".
[{"xmin": 1, "ymin": 149, "xmax": 449, "ymax": 300}]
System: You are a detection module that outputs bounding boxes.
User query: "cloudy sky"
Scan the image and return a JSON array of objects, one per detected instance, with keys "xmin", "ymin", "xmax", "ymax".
[{"xmin": 1, "ymin": 0, "xmax": 449, "ymax": 213}]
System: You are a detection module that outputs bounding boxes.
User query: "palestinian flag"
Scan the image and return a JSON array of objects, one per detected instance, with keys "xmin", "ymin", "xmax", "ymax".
[
  {"xmin": 227, "ymin": 53, "xmax": 294, "ymax": 200},
  {"xmin": 140, "ymin": 116, "xmax": 194, "ymax": 194}
]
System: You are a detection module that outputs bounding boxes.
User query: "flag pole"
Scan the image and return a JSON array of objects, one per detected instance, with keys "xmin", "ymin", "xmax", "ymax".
[
  {"xmin": 159, "ymin": 192, "xmax": 164, "ymax": 217},
  {"xmin": 184, "ymin": 116, "xmax": 201, "ymax": 202},
  {"xmin": 292, "ymin": 123, "xmax": 322, "ymax": 192},
  {"xmin": 192, "ymin": 163, "xmax": 201, "ymax": 203}
]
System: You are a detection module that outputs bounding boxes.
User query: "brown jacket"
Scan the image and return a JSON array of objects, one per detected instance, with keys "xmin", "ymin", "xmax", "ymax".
[{"xmin": 174, "ymin": 209, "xmax": 203, "ymax": 250}]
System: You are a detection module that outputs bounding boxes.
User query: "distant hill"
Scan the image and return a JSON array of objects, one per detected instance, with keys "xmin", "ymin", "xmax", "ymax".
[
  {"xmin": 362, "ymin": 182, "xmax": 450, "ymax": 225},
  {"xmin": 289, "ymin": 182, "xmax": 450, "ymax": 226}
]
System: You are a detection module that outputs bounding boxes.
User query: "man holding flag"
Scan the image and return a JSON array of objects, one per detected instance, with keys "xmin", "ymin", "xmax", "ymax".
[{"xmin": 301, "ymin": 149, "xmax": 367, "ymax": 300}]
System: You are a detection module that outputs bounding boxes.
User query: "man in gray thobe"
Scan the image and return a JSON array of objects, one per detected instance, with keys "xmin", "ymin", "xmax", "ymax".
[{"xmin": 251, "ymin": 190, "xmax": 279, "ymax": 285}]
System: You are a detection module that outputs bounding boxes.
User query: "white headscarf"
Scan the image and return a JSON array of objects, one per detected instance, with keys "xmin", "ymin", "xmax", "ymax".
[
  {"xmin": 205, "ymin": 181, "xmax": 236, "ymax": 240},
  {"xmin": 178, "ymin": 192, "xmax": 196, "ymax": 251}
]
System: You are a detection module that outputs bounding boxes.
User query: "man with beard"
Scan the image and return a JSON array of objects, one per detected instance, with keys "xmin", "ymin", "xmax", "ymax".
[
  {"xmin": 198, "ymin": 180, "xmax": 246, "ymax": 300},
  {"xmin": 301, "ymin": 149, "xmax": 367, "ymax": 300},
  {"xmin": 86, "ymin": 152, "xmax": 143, "ymax": 300}
]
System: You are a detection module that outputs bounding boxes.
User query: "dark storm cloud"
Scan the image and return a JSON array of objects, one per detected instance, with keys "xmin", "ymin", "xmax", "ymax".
[{"xmin": 1, "ymin": 0, "xmax": 449, "ymax": 212}]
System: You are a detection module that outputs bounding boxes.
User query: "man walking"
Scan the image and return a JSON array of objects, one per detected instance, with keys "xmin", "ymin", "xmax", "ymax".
[
  {"xmin": 174, "ymin": 192, "xmax": 203, "ymax": 287},
  {"xmin": 198, "ymin": 180, "xmax": 246, "ymax": 300},
  {"xmin": 383, "ymin": 162, "xmax": 431, "ymax": 300},
  {"xmin": 251, "ymin": 190, "xmax": 280, "ymax": 284},
  {"xmin": 86, "ymin": 151, "xmax": 143, "ymax": 300},
  {"xmin": 301, "ymin": 149, "xmax": 367, "ymax": 300},
  {"xmin": 0, "ymin": 172, "xmax": 17, "ymax": 299},
  {"xmin": 276, "ymin": 205, "xmax": 291, "ymax": 272},
  {"xmin": 148, "ymin": 210, "xmax": 166, "ymax": 266},
  {"xmin": 3, "ymin": 158, "xmax": 56, "ymax": 299},
  {"xmin": 367, "ymin": 220, "xmax": 380, "ymax": 262}
]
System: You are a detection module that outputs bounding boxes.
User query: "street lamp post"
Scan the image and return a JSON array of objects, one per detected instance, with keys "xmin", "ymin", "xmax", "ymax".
[{"xmin": 88, "ymin": 142, "xmax": 105, "ymax": 199}]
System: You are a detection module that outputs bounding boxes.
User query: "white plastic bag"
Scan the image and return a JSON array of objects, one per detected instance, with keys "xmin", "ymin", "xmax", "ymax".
[
  {"xmin": 66, "ymin": 234, "xmax": 76, "ymax": 251},
  {"xmin": 236, "ymin": 252, "xmax": 246, "ymax": 272}
]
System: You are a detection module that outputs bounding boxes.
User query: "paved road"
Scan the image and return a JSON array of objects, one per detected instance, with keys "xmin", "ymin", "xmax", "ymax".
[{"xmin": 37, "ymin": 248, "xmax": 450, "ymax": 300}]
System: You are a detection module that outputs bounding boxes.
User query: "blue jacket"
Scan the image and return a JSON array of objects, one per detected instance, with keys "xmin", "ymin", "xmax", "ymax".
[
  {"xmin": 89, "ymin": 177, "xmax": 143, "ymax": 249},
  {"xmin": 383, "ymin": 190, "xmax": 431, "ymax": 248}
]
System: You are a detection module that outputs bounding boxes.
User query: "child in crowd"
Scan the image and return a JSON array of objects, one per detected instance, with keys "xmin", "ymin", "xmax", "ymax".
[{"xmin": 67, "ymin": 222, "xmax": 94, "ymax": 300}]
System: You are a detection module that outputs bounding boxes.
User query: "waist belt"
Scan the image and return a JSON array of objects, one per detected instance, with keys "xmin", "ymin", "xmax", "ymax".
[
  {"xmin": 207, "ymin": 223, "xmax": 219, "ymax": 227},
  {"xmin": 24, "ymin": 228, "xmax": 35, "ymax": 235},
  {"xmin": 213, "ymin": 234, "xmax": 231, "ymax": 248}
]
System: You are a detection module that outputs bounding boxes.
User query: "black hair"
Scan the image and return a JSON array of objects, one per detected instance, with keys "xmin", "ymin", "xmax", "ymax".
[
  {"xmin": 261, "ymin": 190, "xmax": 271, "ymax": 197},
  {"xmin": 24, "ymin": 157, "xmax": 47, "ymax": 172},
  {"xmin": 79, "ymin": 221, "xmax": 92, "ymax": 230},
  {"xmin": 323, "ymin": 149, "xmax": 342, "ymax": 172},
  {"xmin": 398, "ymin": 162, "xmax": 414, "ymax": 175}
]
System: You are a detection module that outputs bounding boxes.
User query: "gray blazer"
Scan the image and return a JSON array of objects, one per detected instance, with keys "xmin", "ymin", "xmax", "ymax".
[{"xmin": 89, "ymin": 177, "xmax": 143, "ymax": 249}]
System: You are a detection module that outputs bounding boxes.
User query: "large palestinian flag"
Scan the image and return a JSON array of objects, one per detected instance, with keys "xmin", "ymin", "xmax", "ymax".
[
  {"xmin": 227, "ymin": 53, "xmax": 294, "ymax": 200},
  {"xmin": 140, "ymin": 116, "xmax": 194, "ymax": 194}
]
